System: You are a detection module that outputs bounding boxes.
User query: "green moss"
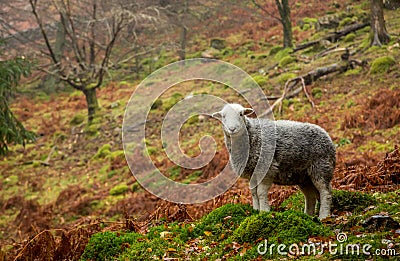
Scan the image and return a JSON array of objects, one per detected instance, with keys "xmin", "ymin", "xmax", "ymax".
[
  {"xmin": 241, "ymin": 75, "xmax": 268, "ymax": 88},
  {"xmin": 221, "ymin": 48, "xmax": 234, "ymax": 57},
  {"xmin": 107, "ymin": 150, "xmax": 125, "ymax": 161},
  {"xmin": 274, "ymin": 48, "xmax": 293, "ymax": 61},
  {"xmin": 255, "ymin": 53, "xmax": 269, "ymax": 60},
  {"xmin": 277, "ymin": 72, "xmax": 297, "ymax": 85},
  {"xmin": 146, "ymin": 146, "xmax": 157, "ymax": 156},
  {"xmin": 193, "ymin": 204, "xmax": 256, "ymax": 239},
  {"xmin": 280, "ymin": 190, "xmax": 377, "ymax": 215},
  {"xmin": 332, "ymin": 190, "xmax": 376, "ymax": 213},
  {"xmin": 311, "ymin": 87, "xmax": 323, "ymax": 98},
  {"xmin": 93, "ymin": 144, "xmax": 111, "ymax": 159},
  {"xmin": 109, "ymin": 184, "xmax": 129, "ymax": 196},
  {"xmin": 182, "ymin": 170, "xmax": 203, "ymax": 184},
  {"xmin": 150, "ymin": 99, "xmax": 163, "ymax": 110},
  {"xmin": 343, "ymin": 32, "xmax": 356, "ymax": 42},
  {"xmin": 279, "ymin": 56, "xmax": 296, "ymax": 67},
  {"xmin": 301, "ymin": 24, "xmax": 311, "ymax": 31},
  {"xmin": 186, "ymin": 114, "xmax": 199, "ymax": 125},
  {"xmin": 339, "ymin": 17, "xmax": 353, "ymax": 28},
  {"xmin": 162, "ymin": 92, "xmax": 183, "ymax": 111},
  {"xmin": 300, "ymin": 17, "xmax": 318, "ymax": 30},
  {"xmin": 269, "ymin": 46, "xmax": 283, "ymax": 56},
  {"xmin": 3, "ymin": 175, "xmax": 19, "ymax": 186},
  {"xmin": 303, "ymin": 17, "xmax": 318, "ymax": 24},
  {"xmin": 131, "ymin": 182, "xmax": 143, "ymax": 192},
  {"xmin": 84, "ymin": 124, "xmax": 99, "ymax": 137},
  {"xmin": 252, "ymin": 75, "xmax": 268, "ymax": 86},
  {"xmin": 70, "ymin": 113, "xmax": 85, "ymax": 125},
  {"xmin": 345, "ymin": 99, "xmax": 357, "ymax": 108},
  {"xmin": 369, "ymin": 56, "xmax": 396, "ymax": 74},
  {"xmin": 336, "ymin": 137, "xmax": 352, "ymax": 147},
  {"xmin": 344, "ymin": 67, "xmax": 362, "ymax": 76},
  {"xmin": 280, "ymin": 191, "xmax": 304, "ymax": 212},
  {"xmin": 358, "ymin": 140, "xmax": 394, "ymax": 153},
  {"xmin": 233, "ymin": 210, "xmax": 330, "ymax": 245},
  {"xmin": 166, "ymin": 166, "xmax": 181, "ymax": 180},
  {"xmin": 80, "ymin": 231, "xmax": 142, "ymax": 260},
  {"xmin": 119, "ymin": 236, "xmax": 174, "ymax": 260}
]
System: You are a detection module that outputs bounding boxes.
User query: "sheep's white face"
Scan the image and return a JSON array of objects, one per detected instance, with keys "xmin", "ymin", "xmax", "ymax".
[{"xmin": 212, "ymin": 104, "xmax": 254, "ymax": 136}]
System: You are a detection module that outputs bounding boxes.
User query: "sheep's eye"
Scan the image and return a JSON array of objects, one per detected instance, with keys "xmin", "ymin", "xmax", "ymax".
[{"xmin": 239, "ymin": 112, "xmax": 243, "ymax": 116}]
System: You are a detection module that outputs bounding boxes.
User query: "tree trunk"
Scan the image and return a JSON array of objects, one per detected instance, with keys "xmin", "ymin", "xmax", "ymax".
[
  {"xmin": 178, "ymin": 0, "xmax": 188, "ymax": 60},
  {"xmin": 370, "ymin": 0, "xmax": 390, "ymax": 46},
  {"xmin": 178, "ymin": 25, "xmax": 187, "ymax": 60},
  {"xmin": 39, "ymin": 20, "xmax": 66, "ymax": 93},
  {"xmin": 276, "ymin": 0, "xmax": 293, "ymax": 48},
  {"xmin": 83, "ymin": 88, "xmax": 99, "ymax": 123}
]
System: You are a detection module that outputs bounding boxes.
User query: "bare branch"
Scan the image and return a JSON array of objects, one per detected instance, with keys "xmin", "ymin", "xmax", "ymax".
[{"xmin": 251, "ymin": 0, "xmax": 281, "ymax": 22}]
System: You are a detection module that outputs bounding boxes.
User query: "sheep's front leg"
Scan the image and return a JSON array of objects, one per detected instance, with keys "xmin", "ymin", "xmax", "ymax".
[{"xmin": 257, "ymin": 181, "xmax": 272, "ymax": 212}]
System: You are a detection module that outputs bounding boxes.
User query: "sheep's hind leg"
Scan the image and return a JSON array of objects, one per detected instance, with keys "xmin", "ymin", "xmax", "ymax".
[
  {"xmin": 298, "ymin": 182, "xmax": 318, "ymax": 216},
  {"xmin": 310, "ymin": 170, "xmax": 332, "ymax": 219}
]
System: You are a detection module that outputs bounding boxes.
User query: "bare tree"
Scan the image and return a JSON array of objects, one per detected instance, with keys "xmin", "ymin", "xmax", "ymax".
[
  {"xmin": 160, "ymin": 0, "xmax": 213, "ymax": 60},
  {"xmin": 1, "ymin": 0, "xmax": 161, "ymax": 123},
  {"xmin": 252, "ymin": 0, "xmax": 293, "ymax": 48},
  {"xmin": 370, "ymin": 0, "xmax": 390, "ymax": 46},
  {"xmin": 29, "ymin": 0, "xmax": 132, "ymax": 122}
]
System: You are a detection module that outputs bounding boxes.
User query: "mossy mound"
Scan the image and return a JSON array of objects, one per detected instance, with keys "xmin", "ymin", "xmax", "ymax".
[
  {"xmin": 280, "ymin": 190, "xmax": 376, "ymax": 214},
  {"xmin": 109, "ymin": 184, "xmax": 129, "ymax": 196},
  {"xmin": 193, "ymin": 204, "xmax": 256, "ymax": 239},
  {"xmin": 312, "ymin": 87, "xmax": 323, "ymax": 98},
  {"xmin": 252, "ymin": 75, "xmax": 268, "ymax": 86},
  {"xmin": 93, "ymin": 144, "xmax": 111, "ymax": 159},
  {"xmin": 274, "ymin": 48, "xmax": 293, "ymax": 61},
  {"xmin": 369, "ymin": 56, "xmax": 396, "ymax": 74},
  {"xmin": 162, "ymin": 92, "xmax": 183, "ymax": 111},
  {"xmin": 233, "ymin": 210, "xmax": 330, "ymax": 245},
  {"xmin": 80, "ymin": 231, "xmax": 142, "ymax": 261},
  {"xmin": 332, "ymin": 190, "xmax": 376, "ymax": 213},
  {"xmin": 279, "ymin": 55, "xmax": 296, "ymax": 67},
  {"xmin": 70, "ymin": 113, "xmax": 85, "ymax": 125},
  {"xmin": 242, "ymin": 75, "xmax": 268, "ymax": 87},
  {"xmin": 278, "ymin": 72, "xmax": 297, "ymax": 85}
]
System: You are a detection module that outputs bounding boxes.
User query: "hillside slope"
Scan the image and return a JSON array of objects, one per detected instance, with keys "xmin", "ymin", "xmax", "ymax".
[{"xmin": 1, "ymin": 1, "xmax": 400, "ymax": 259}]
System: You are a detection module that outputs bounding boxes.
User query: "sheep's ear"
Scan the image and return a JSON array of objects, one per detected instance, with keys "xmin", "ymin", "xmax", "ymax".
[
  {"xmin": 242, "ymin": 108, "xmax": 254, "ymax": 116},
  {"xmin": 211, "ymin": 111, "xmax": 222, "ymax": 119}
]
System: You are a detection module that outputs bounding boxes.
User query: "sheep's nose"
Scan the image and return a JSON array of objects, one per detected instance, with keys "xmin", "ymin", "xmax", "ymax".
[{"xmin": 229, "ymin": 127, "xmax": 236, "ymax": 132}]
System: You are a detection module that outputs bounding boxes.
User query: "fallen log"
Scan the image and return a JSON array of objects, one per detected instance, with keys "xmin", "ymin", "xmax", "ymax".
[
  {"xmin": 293, "ymin": 22, "xmax": 370, "ymax": 52},
  {"xmin": 262, "ymin": 59, "xmax": 367, "ymax": 116}
]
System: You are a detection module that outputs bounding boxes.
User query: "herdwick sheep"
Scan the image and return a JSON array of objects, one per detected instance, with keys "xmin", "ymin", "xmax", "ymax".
[{"xmin": 212, "ymin": 103, "xmax": 336, "ymax": 219}]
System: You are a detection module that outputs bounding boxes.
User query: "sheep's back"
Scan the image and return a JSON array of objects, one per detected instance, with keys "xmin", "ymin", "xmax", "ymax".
[{"xmin": 272, "ymin": 120, "xmax": 336, "ymax": 171}]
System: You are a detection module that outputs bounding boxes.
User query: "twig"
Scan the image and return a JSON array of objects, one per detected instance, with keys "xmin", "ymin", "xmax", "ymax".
[
  {"xmin": 300, "ymin": 77, "xmax": 314, "ymax": 108},
  {"xmin": 43, "ymin": 146, "xmax": 57, "ymax": 166}
]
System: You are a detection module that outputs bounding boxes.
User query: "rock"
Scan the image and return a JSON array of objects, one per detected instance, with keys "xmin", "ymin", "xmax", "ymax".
[
  {"xmin": 362, "ymin": 214, "xmax": 400, "ymax": 232},
  {"xmin": 384, "ymin": 0, "xmax": 400, "ymax": 10},
  {"xmin": 110, "ymin": 101, "xmax": 120, "ymax": 109},
  {"xmin": 317, "ymin": 14, "xmax": 340, "ymax": 30},
  {"xmin": 201, "ymin": 48, "xmax": 220, "ymax": 59},
  {"xmin": 113, "ymin": 127, "xmax": 121, "ymax": 137},
  {"xmin": 210, "ymin": 38, "xmax": 226, "ymax": 50}
]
